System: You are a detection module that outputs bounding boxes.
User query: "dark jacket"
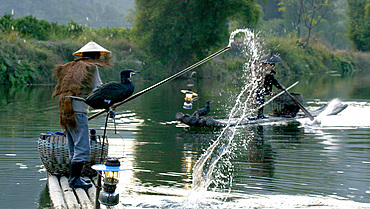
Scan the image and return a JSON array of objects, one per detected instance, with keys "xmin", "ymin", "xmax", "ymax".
[{"xmin": 263, "ymin": 73, "xmax": 284, "ymax": 95}]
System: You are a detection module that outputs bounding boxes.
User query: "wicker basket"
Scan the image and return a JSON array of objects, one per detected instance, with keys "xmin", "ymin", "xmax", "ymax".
[
  {"xmin": 271, "ymin": 93, "xmax": 303, "ymax": 117},
  {"xmin": 38, "ymin": 133, "xmax": 108, "ymax": 177}
]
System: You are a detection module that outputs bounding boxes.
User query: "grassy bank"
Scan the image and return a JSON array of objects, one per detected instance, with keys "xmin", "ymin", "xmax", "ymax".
[
  {"xmin": 0, "ymin": 28, "xmax": 149, "ymax": 85},
  {"xmin": 0, "ymin": 27, "xmax": 368, "ymax": 86},
  {"xmin": 263, "ymin": 34, "xmax": 368, "ymax": 76}
]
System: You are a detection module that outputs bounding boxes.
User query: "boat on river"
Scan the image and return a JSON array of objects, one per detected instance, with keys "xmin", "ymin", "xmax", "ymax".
[{"xmin": 176, "ymin": 97, "xmax": 348, "ymax": 127}]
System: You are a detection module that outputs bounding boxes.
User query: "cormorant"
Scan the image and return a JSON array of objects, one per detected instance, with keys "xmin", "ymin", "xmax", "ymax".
[
  {"xmin": 68, "ymin": 69, "xmax": 140, "ymax": 110},
  {"xmin": 192, "ymin": 100, "xmax": 214, "ymax": 117}
]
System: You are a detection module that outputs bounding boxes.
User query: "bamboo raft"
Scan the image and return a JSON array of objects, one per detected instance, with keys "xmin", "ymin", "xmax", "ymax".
[
  {"xmin": 38, "ymin": 132, "xmax": 108, "ymax": 209},
  {"xmin": 176, "ymin": 97, "xmax": 348, "ymax": 127},
  {"xmin": 48, "ymin": 174, "xmax": 96, "ymax": 209}
]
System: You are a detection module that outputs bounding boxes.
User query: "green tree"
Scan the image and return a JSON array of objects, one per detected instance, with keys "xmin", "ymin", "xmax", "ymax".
[
  {"xmin": 279, "ymin": 0, "xmax": 332, "ymax": 51},
  {"xmin": 302, "ymin": 0, "xmax": 332, "ymax": 52},
  {"xmin": 0, "ymin": 0, "xmax": 133, "ymax": 28},
  {"xmin": 259, "ymin": 0, "xmax": 283, "ymax": 20},
  {"xmin": 0, "ymin": 13, "xmax": 14, "ymax": 31},
  {"xmin": 14, "ymin": 15, "xmax": 51, "ymax": 40},
  {"xmin": 278, "ymin": 0, "xmax": 305, "ymax": 36},
  {"xmin": 347, "ymin": 0, "xmax": 370, "ymax": 51},
  {"xmin": 133, "ymin": 0, "xmax": 261, "ymax": 71}
]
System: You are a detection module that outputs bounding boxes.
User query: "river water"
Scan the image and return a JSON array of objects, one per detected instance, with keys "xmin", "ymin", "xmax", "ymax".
[{"xmin": 0, "ymin": 66, "xmax": 369, "ymax": 208}]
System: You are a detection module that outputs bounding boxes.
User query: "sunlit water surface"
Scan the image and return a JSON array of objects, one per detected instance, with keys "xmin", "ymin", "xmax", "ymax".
[
  {"xmin": 0, "ymin": 73, "xmax": 369, "ymax": 209},
  {"xmin": 0, "ymin": 30, "xmax": 369, "ymax": 208}
]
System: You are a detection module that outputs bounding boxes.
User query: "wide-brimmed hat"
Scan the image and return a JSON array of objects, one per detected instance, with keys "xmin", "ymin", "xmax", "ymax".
[
  {"xmin": 73, "ymin": 41, "xmax": 111, "ymax": 56},
  {"xmin": 261, "ymin": 52, "xmax": 282, "ymax": 64}
]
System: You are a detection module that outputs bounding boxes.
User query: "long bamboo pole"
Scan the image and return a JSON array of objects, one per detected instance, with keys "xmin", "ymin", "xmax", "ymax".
[{"xmin": 88, "ymin": 46, "xmax": 231, "ymax": 120}]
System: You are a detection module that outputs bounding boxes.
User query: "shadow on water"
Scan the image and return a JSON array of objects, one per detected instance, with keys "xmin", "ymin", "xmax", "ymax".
[{"xmin": 38, "ymin": 184, "xmax": 51, "ymax": 209}]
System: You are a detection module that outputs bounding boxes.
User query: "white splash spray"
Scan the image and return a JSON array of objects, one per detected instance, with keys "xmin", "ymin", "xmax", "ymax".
[{"xmin": 187, "ymin": 28, "xmax": 266, "ymax": 202}]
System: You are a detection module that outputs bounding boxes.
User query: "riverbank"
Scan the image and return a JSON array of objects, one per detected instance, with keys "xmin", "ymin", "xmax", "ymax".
[{"xmin": 0, "ymin": 28, "xmax": 369, "ymax": 86}]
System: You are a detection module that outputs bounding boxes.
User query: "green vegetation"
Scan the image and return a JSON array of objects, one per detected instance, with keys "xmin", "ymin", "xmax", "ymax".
[
  {"xmin": 347, "ymin": 0, "xmax": 370, "ymax": 51},
  {"xmin": 259, "ymin": 0, "xmax": 352, "ymax": 50},
  {"xmin": 134, "ymin": 0, "xmax": 261, "ymax": 72},
  {"xmin": 0, "ymin": 0, "xmax": 133, "ymax": 28},
  {"xmin": 263, "ymin": 34, "xmax": 356, "ymax": 76},
  {"xmin": 0, "ymin": 1, "xmax": 369, "ymax": 86},
  {"xmin": 0, "ymin": 34, "xmax": 55, "ymax": 85},
  {"xmin": 0, "ymin": 13, "xmax": 83, "ymax": 41},
  {"xmin": 0, "ymin": 14, "xmax": 146, "ymax": 85}
]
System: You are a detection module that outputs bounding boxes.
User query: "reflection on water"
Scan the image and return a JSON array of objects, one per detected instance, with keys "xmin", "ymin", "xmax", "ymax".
[
  {"xmin": 182, "ymin": 143, "xmax": 198, "ymax": 190},
  {"xmin": 0, "ymin": 73, "xmax": 369, "ymax": 208}
]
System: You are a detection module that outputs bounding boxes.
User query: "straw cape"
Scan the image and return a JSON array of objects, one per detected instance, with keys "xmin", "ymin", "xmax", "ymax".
[{"xmin": 52, "ymin": 41, "xmax": 112, "ymax": 128}]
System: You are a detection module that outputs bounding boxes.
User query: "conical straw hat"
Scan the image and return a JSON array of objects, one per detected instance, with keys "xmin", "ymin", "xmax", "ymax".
[
  {"xmin": 73, "ymin": 41, "xmax": 111, "ymax": 56},
  {"xmin": 261, "ymin": 52, "xmax": 282, "ymax": 64}
]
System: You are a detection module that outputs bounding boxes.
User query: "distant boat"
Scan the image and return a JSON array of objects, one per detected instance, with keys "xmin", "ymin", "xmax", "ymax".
[{"xmin": 176, "ymin": 99, "xmax": 348, "ymax": 127}]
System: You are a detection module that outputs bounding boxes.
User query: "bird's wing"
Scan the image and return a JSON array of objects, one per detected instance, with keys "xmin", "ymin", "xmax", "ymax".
[
  {"xmin": 88, "ymin": 83, "xmax": 133, "ymax": 101},
  {"xmin": 103, "ymin": 84, "xmax": 131, "ymax": 100},
  {"xmin": 88, "ymin": 81, "xmax": 114, "ymax": 95}
]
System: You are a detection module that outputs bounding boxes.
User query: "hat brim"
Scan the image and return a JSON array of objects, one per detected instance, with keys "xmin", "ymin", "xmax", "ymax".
[
  {"xmin": 261, "ymin": 53, "xmax": 282, "ymax": 64},
  {"xmin": 73, "ymin": 41, "xmax": 111, "ymax": 56}
]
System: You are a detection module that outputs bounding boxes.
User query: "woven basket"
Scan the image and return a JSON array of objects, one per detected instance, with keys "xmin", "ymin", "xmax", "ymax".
[
  {"xmin": 38, "ymin": 133, "xmax": 108, "ymax": 177},
  {"xmin": 271, "ymin": 93, "xmax": 303, "ymax": 117}
]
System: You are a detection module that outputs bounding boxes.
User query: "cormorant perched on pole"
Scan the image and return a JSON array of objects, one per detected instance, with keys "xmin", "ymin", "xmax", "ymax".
[
  {"xmin": 68, "ymin": 69, "xmax": 140, "ymax": 110},
  {"xmin": 192, "ymin": 100, "xmax": 214, "ymax": 117}
]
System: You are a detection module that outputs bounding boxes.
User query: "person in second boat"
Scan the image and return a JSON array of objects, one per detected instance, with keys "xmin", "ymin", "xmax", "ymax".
[{"xmin": 255, "ymin": 52, "xmax": 285, "ymax": 119}]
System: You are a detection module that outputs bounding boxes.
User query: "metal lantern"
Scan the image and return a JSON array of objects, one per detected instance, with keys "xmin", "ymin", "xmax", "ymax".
[
  {"xmin": 186, "ymin": 72, "xmax": 197, "ymax": 87},
  {"xmin": 181, "ymin": 90, "xmax": 198, "ymax": 110},
  {"xmin": 92, "ymin": 158, "xmax": 131, "ymax": 206}
]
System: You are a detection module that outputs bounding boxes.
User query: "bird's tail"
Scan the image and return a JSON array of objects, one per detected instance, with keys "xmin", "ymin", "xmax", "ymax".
[{"xmin": 66, "ymin": 96, "xmax": 86, "ymax": 101}]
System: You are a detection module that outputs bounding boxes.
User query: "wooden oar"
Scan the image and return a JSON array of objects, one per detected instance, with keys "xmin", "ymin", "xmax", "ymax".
[{"xmin": 284, "ymin": 89, "xmax": 314, "ymax": 121}]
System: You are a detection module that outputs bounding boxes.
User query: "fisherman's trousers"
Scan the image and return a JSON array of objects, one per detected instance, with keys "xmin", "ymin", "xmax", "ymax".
[{"xmin": 66, "ymin": 113, "xmax": 90, "ymax": 163}]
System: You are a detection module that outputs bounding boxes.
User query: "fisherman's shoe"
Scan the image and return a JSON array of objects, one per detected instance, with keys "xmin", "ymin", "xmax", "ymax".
[
  {"xmin": 69, "ymin": 177, "xmax": 92, "ymax": 189},
  {"xmin": 80, "ymin": 177, "xmax": 91, "ymax": 183}
]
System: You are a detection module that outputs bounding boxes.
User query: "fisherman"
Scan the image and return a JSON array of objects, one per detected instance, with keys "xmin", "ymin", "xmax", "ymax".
[
  {"xmin": 254, "ymin": 52, "xmax": 285, "ymax": 119},
  {"xmin": 52, "ymin": 41, "xmax": 112, "ymax": 189}
]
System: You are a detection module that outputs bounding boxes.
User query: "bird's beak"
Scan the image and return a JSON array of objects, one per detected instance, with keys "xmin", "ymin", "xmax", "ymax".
[
  {"xmin": 132, "ymin": 71, "xmax": 141, "ymax": 75},
  {"xmin": 210, "ymin": 100, "xmax": 214, "ymax": 103}
]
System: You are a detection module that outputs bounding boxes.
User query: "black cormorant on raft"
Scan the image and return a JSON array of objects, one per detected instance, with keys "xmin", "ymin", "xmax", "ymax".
[
  {"xmin": 68, "ymin": 69, "xmax": 140, "ymax": 112},
  {"xmin": 175, "ymin": 100, "xmax": 214, "ymax": 127},
  {"xmin": 192, "ymin": 100, "xmax": 214, "ymax": 117}
]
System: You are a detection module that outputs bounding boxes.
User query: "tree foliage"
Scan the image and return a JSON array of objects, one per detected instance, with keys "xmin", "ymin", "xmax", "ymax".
[
  {"xmin": 259, "ymin": 0, "xmax": 283, "ymax": 20},
  {"xmin": 0, "ymin": 13, "xmax": 83, "ymax": 40},
  {"xmin": 133, "ymin": 0, "xmax": 261, "ymax": 71},
  {"xmin": 0, "ymin": 0, "xmax": 133, "ymax": 28},
  {"xmin": 302, "ymin": 0, "xmax": 332, "ymax": 51},
  {"xmin": 278, "ymin": 0, "xmax": 332, "ymax": 51},
  {"xmin": 0, "ymin": 35, "xmax": 58, "ymax": 85},
  {"xmin": 347, "ymin": 0, "xmax": 370, "ymax": 51}
]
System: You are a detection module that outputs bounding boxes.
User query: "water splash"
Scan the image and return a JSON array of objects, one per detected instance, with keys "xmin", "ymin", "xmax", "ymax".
[
  {"xmin": 300, "ymin": 98, "xmax": 349, "ymax": 127},
  {"xmin": 187, "ymin": 29, "xmax": 267, "ymax": 202},
  {"xmin": 303, "ymin": 99, "xmax": 370, "ymax": 128}
]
